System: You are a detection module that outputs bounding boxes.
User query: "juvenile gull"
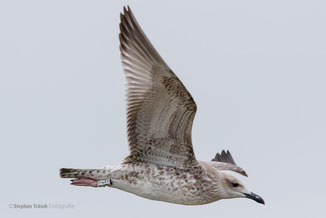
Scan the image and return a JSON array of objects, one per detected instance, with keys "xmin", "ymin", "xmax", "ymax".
[{"xmin": 60, "ymin": 6, "xmax": 264, "ymax": 205}]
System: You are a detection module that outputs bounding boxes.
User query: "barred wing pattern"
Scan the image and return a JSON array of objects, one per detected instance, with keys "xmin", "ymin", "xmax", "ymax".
[{"xmin": 119, "ymin": 7, "xmax": 199, "ymax": 168}]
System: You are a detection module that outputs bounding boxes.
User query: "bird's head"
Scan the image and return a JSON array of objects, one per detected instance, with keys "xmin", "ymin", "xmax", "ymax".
[{"xmin": 219, "ymin": 173, "xmax": 265, "ymax": 205}]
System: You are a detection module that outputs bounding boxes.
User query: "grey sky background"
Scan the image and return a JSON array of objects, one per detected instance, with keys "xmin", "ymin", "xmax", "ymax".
[{"xmin": 1, "ymin": 0, "xmax": 326, "ymax": 217}]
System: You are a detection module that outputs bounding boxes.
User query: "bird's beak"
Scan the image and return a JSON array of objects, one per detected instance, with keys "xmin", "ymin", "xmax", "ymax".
[{"xmin": 243, "ymin": 192, "xmax": 265, "ymax": 204}]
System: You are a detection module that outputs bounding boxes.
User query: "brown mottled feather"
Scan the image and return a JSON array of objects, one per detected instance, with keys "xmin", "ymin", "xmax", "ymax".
[
  {"xmin": 119, "ymin": 7, "xmax": 199, "ymax": 168},
  {"xmin": 212, "ymin": 150, "xmax": 237, "ymax": 166}
]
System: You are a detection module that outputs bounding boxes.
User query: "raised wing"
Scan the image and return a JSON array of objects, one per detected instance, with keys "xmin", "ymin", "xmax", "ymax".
[
  {"xmin": 210, "ymin": 150, "xmax": 248, "ymax": 176},
  {"xmin": 119, "ymin": 7, "xmax": 199, "ymax": 168},
  {"xmin": 212, "ymin": 150, "xmax": 237, "ymax": 165}
]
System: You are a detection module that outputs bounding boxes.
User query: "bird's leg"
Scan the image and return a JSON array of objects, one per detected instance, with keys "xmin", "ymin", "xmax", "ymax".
[
  {"xmin": 97, "ymin": 179, "xmax": 113, "ymax": 187},
  {"xmin": 70, "ymin": 178, "xmax": 112, "ymax": 187},
  {"xmin": 71, "ymin": 178, "xmax": 98, "ymax": 187}
]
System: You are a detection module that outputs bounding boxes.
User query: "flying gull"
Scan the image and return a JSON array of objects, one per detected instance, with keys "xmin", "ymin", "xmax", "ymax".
[{"xmin": 60, "ymin": 6, "xmax": 264, "ymax": 205}]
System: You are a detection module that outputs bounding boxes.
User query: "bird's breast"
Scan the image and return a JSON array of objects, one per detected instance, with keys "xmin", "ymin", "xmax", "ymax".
[{"xmin": 109, "ymin": 163, "xmax": 219, "ymax": 205}]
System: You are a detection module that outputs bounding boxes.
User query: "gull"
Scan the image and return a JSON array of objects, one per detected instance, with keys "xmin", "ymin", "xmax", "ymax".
[{"xmin": 60, "ymin": 6, "xmax": 264, "ymax": 205}]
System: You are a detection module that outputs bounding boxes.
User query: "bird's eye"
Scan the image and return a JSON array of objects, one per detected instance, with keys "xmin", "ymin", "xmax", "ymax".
[{"xmin": 232, "ymin": 183, "xmax": 239, "ymax": 188}]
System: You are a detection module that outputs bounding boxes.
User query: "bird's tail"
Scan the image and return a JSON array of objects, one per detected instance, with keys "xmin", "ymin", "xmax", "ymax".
[{"xmin": 59, "ymin": 168, "xmax": 108, "ymax": 180}]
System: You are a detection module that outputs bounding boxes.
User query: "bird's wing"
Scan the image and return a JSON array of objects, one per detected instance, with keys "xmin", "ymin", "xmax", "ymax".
[
  {"xmin": 212, "ymin": 150, "xmax": 237, "ymax": 165},
  {"xmin": 210, "ymin": 150, "xmax": 248, "ymax": 176},
  {"xmin": 119, "ymin": 7, "xmax": 199, "ymax": 168}
]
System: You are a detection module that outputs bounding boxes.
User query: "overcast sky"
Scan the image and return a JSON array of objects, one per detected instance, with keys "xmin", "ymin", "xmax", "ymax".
[{"xmin": 1, "ymin": 0, "xmax": 326, "ymax": 217}]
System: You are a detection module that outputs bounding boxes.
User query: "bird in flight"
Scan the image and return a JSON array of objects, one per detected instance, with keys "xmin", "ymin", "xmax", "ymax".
[{"xmin": 60, "ymin": 6, "xmax": 264, "ymax": 205}]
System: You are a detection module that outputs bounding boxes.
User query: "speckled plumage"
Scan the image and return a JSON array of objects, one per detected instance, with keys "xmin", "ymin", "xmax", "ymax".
[
  {"xmin": 62, "ymin": 162, "xmax": 224, "ymax": 205},
  {"xmin": 60, "ymin": 6, "xmax": 264, "ymax": 206}
]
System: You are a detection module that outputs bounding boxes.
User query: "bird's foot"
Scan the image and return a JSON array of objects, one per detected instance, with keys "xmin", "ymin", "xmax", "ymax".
[
  {"xmin": 70, "ymin": 178, "xmax": 98, "ymax": 187},
  {"xmin": 70, "ymin": 177, "xmax": 112, "ymax": 188}
]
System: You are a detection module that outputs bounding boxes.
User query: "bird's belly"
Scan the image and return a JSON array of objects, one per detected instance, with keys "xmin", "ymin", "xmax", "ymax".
[
  {"xmin": 112, "ymin": 178, "xmax": 203, "ymax": 205},
  {"xmin": 108, "ymin": 164, "xmax": 212, "ymax": 205}
]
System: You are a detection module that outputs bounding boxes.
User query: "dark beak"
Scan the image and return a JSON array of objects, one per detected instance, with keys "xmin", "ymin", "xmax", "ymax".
[{"xmin": 243, "ymin": 192, "xmax": 265, "ymax": 204}]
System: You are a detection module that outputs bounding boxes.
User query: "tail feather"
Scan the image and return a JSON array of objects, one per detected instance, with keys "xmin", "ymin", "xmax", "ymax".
[{"xmin": 59, "ymin": 168, "xmax": 107, "ymax": 180}]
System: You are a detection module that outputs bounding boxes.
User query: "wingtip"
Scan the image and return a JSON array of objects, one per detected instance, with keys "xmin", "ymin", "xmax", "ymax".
[
  {"xmin": 123, "ymin": 5, "xmax": 131, "ymax": 14},
  {"xmin": 241, "ymin": 170, "xmax": 248, "ymax": 177},
  {"xmin": 212, "ymin": 149, "xmax": 237, "ymax": 165}
]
